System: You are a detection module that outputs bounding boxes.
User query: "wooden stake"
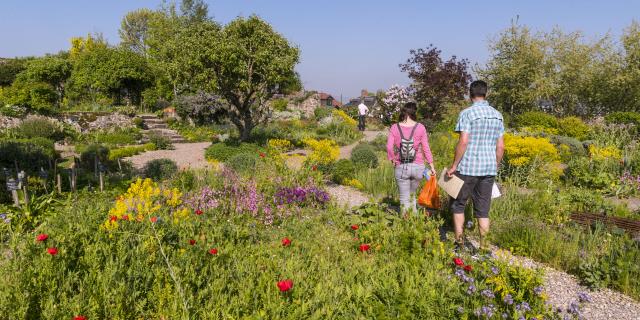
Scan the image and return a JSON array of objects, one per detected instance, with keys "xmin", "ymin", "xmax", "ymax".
[
  {"xmin": 57, "ymin": 174, "xmax": 62, "ymax": 193},
  {"xmin": 99, "ymin": 171, "xmax": 104, "ymax": 192},
  {"xmin": 11, "ymin": 190, "xmax": 19, "ymax": 207}
]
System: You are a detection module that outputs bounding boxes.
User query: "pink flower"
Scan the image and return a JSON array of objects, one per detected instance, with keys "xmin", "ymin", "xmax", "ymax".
[
  {"xmin": 453, "ymin": 258, "xmax": 464, "ymax": 266},
  {"xmin": 47, "ymin": 247, "xmax": 58, "ymax": 255},
  {"xmin": 209, "ymin": 248, "xmax": 218, "ymax": 255},
  {"xmin": 36, "ymin": 234, "xmax": 48, "ymax": 242}
]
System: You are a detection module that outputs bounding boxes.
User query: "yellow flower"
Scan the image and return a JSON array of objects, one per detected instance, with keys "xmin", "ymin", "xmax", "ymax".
[
  {"xmin": 588, "ymin": 145, "xmax": 622, "ymax": 161},
  {"xmin": 332, "ymin": 109, "xmax": 357, "ymax": 127},
  {"xmin": 268, "ymin": 139, "xmax": 293, "ymax": 152},
  {"xmin": 303, "ymin": 138, "xmax": 339, "ymax": 165},
  {"xmin": 504, "ymin": 134, "xmax": 559, "ymax": 167}
]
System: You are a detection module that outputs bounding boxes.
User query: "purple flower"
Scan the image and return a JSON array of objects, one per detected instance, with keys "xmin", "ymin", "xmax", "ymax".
[
  {"xmin": 502, "ymin": 313, "xmax": 508, "ymax": 319},
  {"xmin": 534, "ymin": 286, "xmax": 543, "ymax": 295},
  {"xmin": 567, "ymin": 301, "xmax": 581, "ymax": 315},
  {"xmin": 516, "ymin": 302, "xmax": 531, "ymax": 312},
  {"xmin": 503, "ymin": 294, "xmax": 514, "ymax": 305},
  {"xmin": 491, "ymin": 266, "xmax": 499, "ymax": 275},
  {"xmin": 457, "ymin": 306, "xmax": 464, "ymax": 314},
  {"xmin": 577, "ymin": 291, "xmax": 591, "ymax": 303},
  {"xmin": 467, "ymin": 284, "xmax": 477, "ymax": 295},
  {"xmin": 481, "ymin": 289, "xmax": 495, "ymax": 299}
]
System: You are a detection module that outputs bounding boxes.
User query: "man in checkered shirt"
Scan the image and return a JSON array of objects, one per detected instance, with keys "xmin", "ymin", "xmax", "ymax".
[{"xmin": 446, "ymin": 80, "xmax": 505, "ymax": 251}]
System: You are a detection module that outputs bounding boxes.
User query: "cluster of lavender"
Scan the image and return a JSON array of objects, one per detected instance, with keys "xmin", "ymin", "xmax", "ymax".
[
  {"xmin": 620, "ymin": 171, "xmax": 640, "ymax": 191},
  {"xmin": 273, "ymin": 186, "xmax": 330, "ymax": 207}
]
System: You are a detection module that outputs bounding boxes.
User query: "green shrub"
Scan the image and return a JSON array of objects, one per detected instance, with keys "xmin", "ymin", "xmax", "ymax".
[
  {"xmin": 143, "ymin": 158, "xmax": 178, "ymax": 180},
  {"xmin": 15, "ymin": 116, "xmax": 64, "ymax": 140},
  {"xmin": 550, "ymin": 135, "xmax": 586, "ymax": 161},
  {"xmin": 226, "ymin": 152, "xmax": 258, "ymax": 174},
  {"xmin": 0, "ymin": 138, "xmax": 56, "ymax": 172},
  {"xmin": 0, "ymin": 105, "xmax": 27, "ymax": 118},
  {"xmin": 314, "ymin": 106, "xmax": 332, "ymax": 120},
  {"xmin": 133, "ymin": 117, "xmax": 144, "ymax": 129},
  {"xmin": 350, "ymin": 143, "xmax": 379, "ymax": 168},
  {"xmin": 566, "ymin": 157, "xmax": 618, "ymax": 191},
  {"xmin": 514, "ymin": 111, "xmax": 559, "ymax": 129},
  {"xmin": 89, "ymin": 128, "xmax": 141, "ymax": 146},
  {"xmin": 332, "ymin": 159, "xmax": 356, "ymax": 183},
  {"xmin": 77, "ymin": 144, "xmax": 110, "ymax": 170},
  {"xmin": 108, "ymin": 143, "xmax": 156, "ymax": 161},
  {"xmin": 558, "ymin": 116, "xmax": 590, "ymax": 140},
  {"xmin": 271, "ymin": 98, "xmax": 289, "ymax": 112},
  {"xmin": 205, "ymin": 142, "xmax": 261, "ymax": 162},
  {"xmin": 605, "ymin": 112, "xmax": 640, "ymax": 126},
  {"xmin": 148, "ymin": 133, "xmax": 173, "ymax": 150}
]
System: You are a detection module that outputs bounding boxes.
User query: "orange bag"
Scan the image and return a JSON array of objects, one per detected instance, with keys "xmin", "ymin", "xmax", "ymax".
[{"xmin": 417, "ymin": 175, "xmax": 441, "ymax": 209}]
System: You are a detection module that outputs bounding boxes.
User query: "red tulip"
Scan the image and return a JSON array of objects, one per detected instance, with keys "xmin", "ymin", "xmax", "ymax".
[
  {"xmin": 109, "ymin": 215, "xmax": 118, "ymax": 222},
  {"xmin": 281, "ymin": 237, "xmax": 291, "ymax": 247},
  {"xmin": 36, "ymin": 234, "xmax": 48, "ymax": 242},
  {"xmin": 277, "ymin": 279, "xmax": 294, "ymax": 292},
  {"xmin": 150, "ymin": 216, "xmax": 158, "ymax": 223},
  {"xmin": 47, "ymin": 247, "xmax": 58, "ymax": 255},
  {"xmin": 209, "ymin": 248, "xmax": 218, "ymax": 255},
  {"xmin": 359, "ymin": 244, "xmax": 370, "ymax": 252},
  {"xmin": 189, "ymin": 239, "xmax": 196, "ymax": 246},
  {"xmin": 464, "ymin": 265, "xmax": 473, "ymax": 272},
  {"xmin": 351, "ymin": 224, "xmax": 359, "ymax": 230},
  {"xmin": 195, "ymin": 209, "xmax": 203, "ymax": 216},
  {"xmin": 259, "ymin": 152, "xmax": 266, "ymax": 158},
  {"xmin": 453, "ymin": 257, "xmax": 464, "ymax": 266},
  {"xmin": 73, "ymin": 316, "xmax": 87, "ymax": 320},
  {"xmin": 121, "ymin": 214, "xmax": 129, "ymax": 221}
]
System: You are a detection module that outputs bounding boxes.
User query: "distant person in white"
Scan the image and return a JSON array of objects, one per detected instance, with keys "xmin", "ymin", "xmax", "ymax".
[{"xmin": 357, "ymin": 100, "xmax": 369, "ymax": 131}]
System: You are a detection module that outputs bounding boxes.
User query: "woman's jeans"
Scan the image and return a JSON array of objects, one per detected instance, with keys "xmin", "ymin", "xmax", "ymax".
[{"xmin": 394, "ymin": 162, "xmax": 425, "ymax": 214}]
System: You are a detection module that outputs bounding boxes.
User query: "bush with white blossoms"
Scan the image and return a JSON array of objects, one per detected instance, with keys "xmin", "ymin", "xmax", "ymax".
[{"xmin": 376, "ymin": 84, "xmax": 413, "ymax": 125}]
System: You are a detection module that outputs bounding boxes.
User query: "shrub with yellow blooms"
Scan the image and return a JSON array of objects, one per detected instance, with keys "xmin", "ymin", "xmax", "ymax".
[
  {"xmin": 588, "ymin": 145, "xmax": 622, "ymax": 162},
  {"xmin": 332, "ymin": 109, "xmax": 357, "ymax": 127},
  {"xmin": 504, "ymin": 134, "xmax": 559, "ymax": 167},
  {"xmin": 102, "ymin": 178, "xmax": 188, "ymax": 232},
  {"xmin": 268, "ymin": 138, "xmax": 294, "ymax": 152},
  {"xmin": 303, "ymin": 138, "xmax": 339, "ymax": 165}
]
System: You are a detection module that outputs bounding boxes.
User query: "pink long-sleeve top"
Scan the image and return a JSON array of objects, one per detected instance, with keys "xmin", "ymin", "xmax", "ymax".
[{"xmin": 386, "ymin": 123, "xmax": 434, "ymax": 165}]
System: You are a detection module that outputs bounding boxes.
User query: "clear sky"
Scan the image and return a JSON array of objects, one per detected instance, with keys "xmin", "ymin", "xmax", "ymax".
[{"xmin": 1, "ymin": 0, "xmax": 639, "ymax": 100}]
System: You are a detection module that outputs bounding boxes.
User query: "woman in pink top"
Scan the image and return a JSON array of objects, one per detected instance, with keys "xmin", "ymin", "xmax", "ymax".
[{"xmin": 386, "ymin": 102, "xmax": 436, "ymax": 214}]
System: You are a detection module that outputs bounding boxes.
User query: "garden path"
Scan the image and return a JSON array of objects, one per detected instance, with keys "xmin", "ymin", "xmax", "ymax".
[
  {"xmin": 285, "ymin": 130, "xmax": 384, "ymax": 209},
  {"xmin": 125, "ymin": 142, "xmax": 211, "ymax": 170},
  {"xmin": 468, "ymin": 238, "xmax": 640, "ymax": 320}
]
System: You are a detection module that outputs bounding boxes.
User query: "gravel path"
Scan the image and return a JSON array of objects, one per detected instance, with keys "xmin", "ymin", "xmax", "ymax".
[
  {"xmin": 125, "ymin": 142, "xmax": 211, "ymax": 170},
  {"xmin": 470, "ymin": 240, "xmax": 640, "ymax": 320},
  {"xmin": 325, "ymin": 183, "xmax": 370, "ymax": 209}
]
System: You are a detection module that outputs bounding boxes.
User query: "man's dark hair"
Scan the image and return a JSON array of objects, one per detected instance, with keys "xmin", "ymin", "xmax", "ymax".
[
  {"xmin": 469, "ymin": 80, "xmax": 488, "ymax": 98},
  {"xmin": 399, "ymin": 102, "xmax": 417, "ymax": 121}
]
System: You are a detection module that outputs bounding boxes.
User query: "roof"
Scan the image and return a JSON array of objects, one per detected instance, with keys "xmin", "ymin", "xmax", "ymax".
[{"xmin": 318, "ymin": 92, "xmax": 342, "ymax": 107}]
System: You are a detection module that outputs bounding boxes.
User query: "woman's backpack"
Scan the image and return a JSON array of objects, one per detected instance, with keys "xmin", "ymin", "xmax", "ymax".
[{"xmin": 397, "ymin": 123, "xmax": 418, "ymax": 163}]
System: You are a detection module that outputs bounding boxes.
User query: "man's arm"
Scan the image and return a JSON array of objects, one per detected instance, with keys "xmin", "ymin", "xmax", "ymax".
[
  {"xmin": 496, "ymin": 135, "xmax": 505, "ymax": 171},
  {"xmin": 447, "ymin": 132, "xmax": 469, "ymax": 177}
]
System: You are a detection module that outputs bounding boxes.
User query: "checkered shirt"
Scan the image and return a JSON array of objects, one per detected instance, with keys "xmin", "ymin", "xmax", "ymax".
[{"xmin": 454, "ymin": 100, "xmax": 504, "ymax": 176}]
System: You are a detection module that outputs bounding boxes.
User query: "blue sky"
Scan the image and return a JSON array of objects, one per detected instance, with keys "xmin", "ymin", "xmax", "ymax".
[{"xmin": 1, "ymin": 0, "xmax": 639, "ymax": 100}]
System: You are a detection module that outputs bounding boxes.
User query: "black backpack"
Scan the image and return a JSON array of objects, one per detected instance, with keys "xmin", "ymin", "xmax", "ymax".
[{"xmin": 397, "ymin": 123, "xmax": 418, "ymax": 163}]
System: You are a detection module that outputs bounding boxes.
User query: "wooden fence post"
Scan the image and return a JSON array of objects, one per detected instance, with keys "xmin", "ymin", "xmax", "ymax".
[{"xmin": 57, "ymin": 174, "xmax": 62, "ymax": 193}]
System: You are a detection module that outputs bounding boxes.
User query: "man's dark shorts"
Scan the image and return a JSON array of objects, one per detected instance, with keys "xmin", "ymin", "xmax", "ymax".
[{"xmin": 450, "ymin": 172, "xmax": 494, "ymax": 218}]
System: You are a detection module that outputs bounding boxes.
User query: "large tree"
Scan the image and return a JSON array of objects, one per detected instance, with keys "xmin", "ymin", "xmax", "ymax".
[
  {"xmin": 207, "ymin": 15, "xmax": 300, "ymax": 141},
  {"xmin": 20, "ymin": 56, "xmax": 72, "ymax": 105},
  {"xmin": 119, "ymin": 8, "xmax": 160, "ymax": 57},
  {"xmin": 400, "ymin": 44, "xmax": 471, "ymax": 121}
]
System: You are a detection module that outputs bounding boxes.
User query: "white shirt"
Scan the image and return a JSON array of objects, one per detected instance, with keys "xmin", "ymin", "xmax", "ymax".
[{"xmin": 358, "ymin": 103, "xmax": 369, "ymax": 116}]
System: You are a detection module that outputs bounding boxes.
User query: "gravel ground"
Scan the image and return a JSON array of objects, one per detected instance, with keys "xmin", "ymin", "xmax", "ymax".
[
  {"xmin": 325, "ymin": 183, "xmax": 370, "ymax": 209},
  {"xmin": 471, "ymin": 240, "xmax": 640, "ymax": 320},
  {"xmin": 125, "ymin": 142, "xmax": 211, "ymax": 170}
]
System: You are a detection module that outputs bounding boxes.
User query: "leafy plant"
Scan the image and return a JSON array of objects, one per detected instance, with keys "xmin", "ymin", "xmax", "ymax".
[
  {"xmin": 148, "ymin": 133, "xmax": 174, "ymax": 150},
  {"xmin": 350, "ymin": 143, "xmax": 379, "ymax": 168},
  {"xmin": 143, "ymin": 158, "xmax": 178, "ymax": 180},
  {"xmin": 332, "ymin": 159, "xmax": 355, "ymax": 184},
  {"xmin": 225, "ymin": 152, "xmax": 257, "ymax": 175}
]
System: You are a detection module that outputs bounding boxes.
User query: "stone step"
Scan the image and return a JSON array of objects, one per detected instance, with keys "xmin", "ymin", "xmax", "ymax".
[{"xmin": 146, "ymin": 123, "xmax": 169, "ymax": 129}]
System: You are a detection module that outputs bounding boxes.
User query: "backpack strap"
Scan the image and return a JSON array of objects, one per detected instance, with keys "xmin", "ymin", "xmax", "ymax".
[
  {"xmin": 407, "ymin": 124, "xmax": 418, "ymax": 140},
  {"xmin": 396, "ymin": 123, "xmax": 405, "ymax": 140}
]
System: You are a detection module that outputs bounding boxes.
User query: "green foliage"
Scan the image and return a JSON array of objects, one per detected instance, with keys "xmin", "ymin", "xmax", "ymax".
[
  {"xmin": 133, "ymin": 117, "xmax": 144, "ymax": 128},
  {"xmin": 0, "ymin": 57, "xmax": 28, "ymax": 87},
  {"xmin": 143, "ymin": 158, "xmax": 178, "ymax": 180},
  {"xmin": 148, "ymin": 133, "xmax": 173, "ymax": 150},
  {"xmin": 77, "ymin": 144, "xmax": 110, "ymax": 169},
  {"xmin": 86, "ymin": 128, "xmax": 142, "ymax": 146},
  {"xmin": 205, "ymin": 142, "xmax": 261, "ymax": 162},
  {"xmin": 173, "ymin": 92, "xmax": 227, "ymax": 125},
  {"xmin": 0, "ymin": 105, "xmax": 27, "ymax": 118},
  {"xmin": 225, "ymin": 152, "xmax": 258, "ymax": 175},
  {"xmin": 558, "ymin": 116, "xmax": 590, "ymax": 140},
  {"xmin": 566, "ymin": 157, "xmax": 619, "ymax": 192},
  {"xmin": 514, "ymin": 111, "xmax": 559, "ymax": 129},
  {"xmin": 168, "ymin": 121, "xmax": 218, "ymax": 142},
  {"xmin": 313, "ymin": 106, "xmax": 331, "ymax": 120},
  {"xmin": 605, "ymin": 111, "xmax": 640, "ymax": 126},
  {"xmin": 15, "ymin": 116, "xmax": 65, "ymax": 140},
  {"xmin": 350, "ymin": 143, "xmax": 379, "ymax": 168},
  {"xmin": 270, "ymin": 98, "xmax": 289, "ymax": 112},
  {"xmin": 2, "ymin": 80, "xmax": 58, "ymax": 113},
  {"xmin": 0, "ymin": 138, "xmax": 56, "ymax": 172},
  {"xmin": 550, "ymin": 135, "xmax": 587, "ymax": 162},
  {"xmin": 331, "ymin": 159, "xmax": 356, "ymax": 183}
]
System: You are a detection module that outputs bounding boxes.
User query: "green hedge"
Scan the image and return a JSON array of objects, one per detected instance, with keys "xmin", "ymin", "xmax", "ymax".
[
  {"xmin": 350, "ymin": 143, "xmax": 379, "ymax": 168},
  {"xmin": 108, "ymin": 143, "xmax": 156, "ymax": 161},
  {"xmin": 205, "ymin": 142, "xmax": 262, "ymax": 162}
]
